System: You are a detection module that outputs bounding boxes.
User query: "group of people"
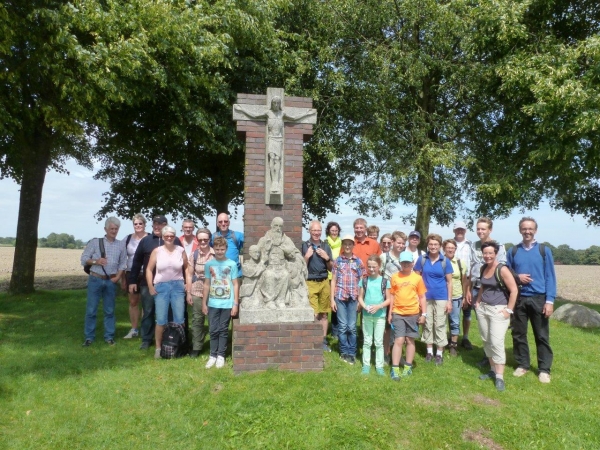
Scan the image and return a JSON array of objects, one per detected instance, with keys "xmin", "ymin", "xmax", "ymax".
[
  {"xmin": 81, "ymin": 212, "xmax": 556, "ymax": 391},
  {"xmin": 303, "ymin": 216, "xmax": 556, "ymax": 391}
]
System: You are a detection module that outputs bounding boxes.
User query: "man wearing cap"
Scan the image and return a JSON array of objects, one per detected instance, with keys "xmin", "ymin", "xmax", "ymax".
[
  {"xmin": 407, "ymin": 231, "xmax": 426, "ymax": 263},
  {"xmin": 302, "ymin": 220, "xmax": 334, "ymax": 352},
  {"xmin": 211, "ymin": 212, "xmax": 244, "ymax": 278},
  {"xmin": 129, "ymin": 215, "xmax": 183, "ymax": 350},
  {"xmin": 352, "ymin": 218, "xmax": 381, "ymax": 268}
]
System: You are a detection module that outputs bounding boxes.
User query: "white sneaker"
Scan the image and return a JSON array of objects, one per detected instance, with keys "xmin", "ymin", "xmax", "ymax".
[
  {"xmin": 513, "ymin": 367, "xmax": 529, "ymax": 377},
  {"xmin": 205, "ymin": 356, "xmax": 217, "ymax": 369},
  {"xmin": 538, "ymin": 372, "xmax": 551, "ymax": 384},
  {"xmin": 216, "ymin": 356, "xmax": 225, "ymax": 369},
  {"xmin": 123, "ymin": 328, "xmax": 139, "ymax": 339}
]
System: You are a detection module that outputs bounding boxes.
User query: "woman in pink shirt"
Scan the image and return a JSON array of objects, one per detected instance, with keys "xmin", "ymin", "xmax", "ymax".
[{"xmin": 146, "ymin": 226, "xmax": 189, "ymax": 358}]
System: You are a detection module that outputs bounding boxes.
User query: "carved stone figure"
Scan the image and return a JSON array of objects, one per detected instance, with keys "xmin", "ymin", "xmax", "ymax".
[{"xmin": 239, "ymin": 245, "xmax": 265, "ymax": 308}]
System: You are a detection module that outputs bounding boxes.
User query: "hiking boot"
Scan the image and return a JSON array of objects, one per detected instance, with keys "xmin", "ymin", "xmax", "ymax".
[
  {"xmin": 495, "ymin": 378, "xmax": 506, "ymax": 392},
  {"xmin": 476, "ymin": 356, "xmax": 490, "ymax": 368},
  {"xmin": 376, "ymin": 367, "xmax": 386, "ymax": 376},
  {"xmin": 513, "ymin": 367, "xmax": 529, "ymax": 377},
  {"xmin": 434, "ymin": 355, "xmax": 443, "ymax": 366},
  {"xmin": 139, "ymin": 341, "xmax": 150, "ymax": 350},
  {"xmin": 361, "ymin": 365, "xmax": 370, "ymax": 375},
  {"xmin": 205, "ymin": 356, "xmax": 217, "ymax": 369},
  {"xmin": 105, "ymin": 339, "xmax": 116, "ymax": 346},
  {"xmin": 479, "ymin": 371, "xmax": 496, "ymax": 380},
  {"xmin": 449, "ymin": 343, "xmax": 458, "ymax": 357},
  {"xmin": 538, "ymin": 372, "xmax": 551, "ymax": 384},
  {"xmin": 425, "ymin": 353, "xmax": 434, "ymax": 363},
  {"xmin": 400, "ymin": 366, "xmax": 413, "ymax": 378},
  {"xmin": 216, "ymin": 356, "xmax": 225, "ymax": 369},
  {"xmin": 391, "ymin": 367, "xmax": 401, "ymax": 381},
  {"xmin": 123, "ymin": 328, "xmax": 139, "ymax": 339},
  {"xmin": 461, "ymin": 338, "xmax": 473, "ymax": 350},
  {"xmin": 82, "ymin": 339, "xmax": 93, "ymax": 347},
  {"xmin": 189, "ymin": 350, "xmax": 201, "ymax": 358}
]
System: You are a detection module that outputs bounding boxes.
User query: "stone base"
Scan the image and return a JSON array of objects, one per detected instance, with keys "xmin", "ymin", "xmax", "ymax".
[
  {"xmin": 239, "ymin": 307, "xmax": 314, "ymax": 324},
  {"xmin": 232, "ymin": 320, "xmax": 324, "ymax": 373}
]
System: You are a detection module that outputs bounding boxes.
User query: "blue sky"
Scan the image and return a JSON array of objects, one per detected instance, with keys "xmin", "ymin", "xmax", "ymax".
[{"xmin": 1, "ymin": 159, "xmax": 597, "ymax": 249}]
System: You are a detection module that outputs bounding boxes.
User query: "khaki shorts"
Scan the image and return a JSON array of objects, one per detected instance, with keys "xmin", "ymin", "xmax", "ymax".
[{"xmin": 307, "ymin": 279, "xmax": 331, "ymax": 314}]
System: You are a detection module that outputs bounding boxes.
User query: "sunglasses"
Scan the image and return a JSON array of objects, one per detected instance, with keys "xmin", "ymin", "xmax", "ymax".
[
  {"xmin": 197, "ymin": 238, "xmax": 209, "ymax": 242},
  {"xmin": 134, "ymin": 222, "xmax": 144, "ymax": 226},
  {"xmin": 163, "ymin": 235, "xmax": 175, "ymax": 239}
]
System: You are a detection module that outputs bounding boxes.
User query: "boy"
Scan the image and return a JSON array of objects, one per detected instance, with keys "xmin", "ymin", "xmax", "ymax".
[
  {"xmin": 367, "ymin": 225, "xmax": 380, "ymax": 241},
  {"xmin": 388, "ymin": 251, "xmax": 427, "ymax": 380},
  {"xmin": 202, "ymin": 236, "xmax": 239, "ymax": 369},
  {"xmin": 331, "ymin": 234, "xmax": 366, "ymax": 364}
]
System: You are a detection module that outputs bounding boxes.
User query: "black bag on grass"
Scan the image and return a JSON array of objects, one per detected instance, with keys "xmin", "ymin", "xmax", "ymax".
[{"xmin": 160, "ymin": 322, "xmax": 187, "ymax": 359}]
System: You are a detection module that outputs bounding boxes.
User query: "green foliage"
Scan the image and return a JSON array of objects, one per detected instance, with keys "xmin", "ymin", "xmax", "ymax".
[
  {"xmin": 38, "ymin": 233, "xmax": 84, "ymax": 249},
  {"xmin": 0, "ymin": 237, "xmax": 16, "ymax": 246}
]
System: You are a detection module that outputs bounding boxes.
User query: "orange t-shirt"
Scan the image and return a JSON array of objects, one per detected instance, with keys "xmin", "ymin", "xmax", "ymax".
[
  {"xmin": 353, "ymin": 237, "xmax": 382, "ymax": 268},
  {"xmin": 390, "ymin": 272, "xmax": 426, "ymax": 315}
]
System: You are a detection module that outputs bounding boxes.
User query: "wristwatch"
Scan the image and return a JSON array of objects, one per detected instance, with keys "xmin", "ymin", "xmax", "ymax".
[
  {"xmin": 92, "ymin": 259, "xmax": 97, "ymax": 265},
  {"xmin": 420, "ymin": 313, "xmax": 428, "ymax": 317},
  {"xmin": 505, "ymin": 308, "xmax": 514, "ymax": 314}
]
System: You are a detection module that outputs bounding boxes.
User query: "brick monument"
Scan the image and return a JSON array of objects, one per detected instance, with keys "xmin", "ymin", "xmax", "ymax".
[{"xmin": 231, "ymin": 88, "xmax": 323, "ymax": 373}]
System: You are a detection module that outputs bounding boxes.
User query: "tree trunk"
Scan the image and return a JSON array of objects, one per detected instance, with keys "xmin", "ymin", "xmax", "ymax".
[
  {"xmin": 415, "ymin": 158, "xmax": 434, "ymax": 251},
  {"xmin": 9, "ymin": 126, "xmax": 53, "ymax": 294}
]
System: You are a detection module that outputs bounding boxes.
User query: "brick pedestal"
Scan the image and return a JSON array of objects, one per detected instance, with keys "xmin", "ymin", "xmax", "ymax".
[{"xmin": 232, "ymin": 320, "xmax": 324, "ymax": 373}]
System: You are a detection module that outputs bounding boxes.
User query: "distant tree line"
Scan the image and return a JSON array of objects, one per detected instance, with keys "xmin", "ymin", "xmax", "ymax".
[
  {"xmin": 2, "ymin": 234, "xmax": 85, "ymax": 249},
  {"xmin": 505, "ymin": 242, "xmax": 600, "ymax": 265}
]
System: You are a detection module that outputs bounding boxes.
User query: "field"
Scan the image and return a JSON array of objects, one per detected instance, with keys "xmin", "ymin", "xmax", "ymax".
[{"xmin": 0, "ymin": 247, "xmax": 598, "ymax": 303}]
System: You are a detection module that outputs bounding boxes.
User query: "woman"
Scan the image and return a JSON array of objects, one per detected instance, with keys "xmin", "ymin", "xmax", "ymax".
[
  {"xmin": 475, "ymin": 241, "xmax": 518, "ymax": 392},
  {"xmin": 185, "ymin": 228, "xmax": 214, "ymax": 358},
  {"xmin": 442, "ymin": 239, "xmax": 467, "ymax": 356},
  {"xmin": 414, "ymin": 233, "xmax": 453, "ymax": 365},
  {"xmin": 146, "ymin": 226, "xmax": 189, "ymax": 359},
  {"xmin": 379, "ymin": 233, "xmax": 393, "ymax": 255},
  {"xmin": 122, "ymin": 213, "xmax": 149, "ymax": 339},
  {"xmin": 326, "ymin": 221, "xmax": 342, "ymax": 338}
]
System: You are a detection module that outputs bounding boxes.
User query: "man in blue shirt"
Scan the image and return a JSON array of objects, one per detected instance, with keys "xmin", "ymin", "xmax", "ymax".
[
  {"xmin": 507, "ymin": 217, "xmax": 557, "ymax": 384},
  {"xmin": 212, "ymin": 213, "xmax": 244, "ymax": 279}
]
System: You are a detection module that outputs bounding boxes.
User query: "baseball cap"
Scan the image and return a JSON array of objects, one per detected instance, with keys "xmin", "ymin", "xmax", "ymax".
[
  {"xmin": 408, "ymin": 230, "xmax": 421, "ymax": 239},
  {"xmin": 341, "ymin": 234, "xmax": 355, "ymax": 243},
  {"xmin": 152, "ymin": 215, "xmax": 168, "ymax": 224},
  {"xmin": 399, "ymin": 251, "xmax": 414, "ymax": 263},
  {"xmin": 453, "ymin": 221, "xmax": 467, "ymax": 230}
]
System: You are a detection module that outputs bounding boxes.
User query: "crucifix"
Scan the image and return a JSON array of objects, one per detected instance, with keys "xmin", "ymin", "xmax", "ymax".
[{"xmin": 233, "ymin": 88, "xmax": 317, "ymax": 205}]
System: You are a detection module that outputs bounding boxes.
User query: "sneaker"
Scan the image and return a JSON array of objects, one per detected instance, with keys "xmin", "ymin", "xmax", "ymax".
[
  {"xmin": 461, "ymin": 338, "xmax": 473, "ymax": 350},
  {"xmin": 216, "ymin": 356, "xmax": 225, "ymax": 369},
  {"xmin": 361, "ymin": 365, "xmax": 370, "ymax": 375},
  {"xmin": 154, "ymin": 349, "xmax": 161, "ymax": 359},
  {"xmin": 205, "ymin": 356, "xmax": 217, "ymax": 369},
  {"xmin": 82, "ymin": 339, "xmax": 92, "ymax": 347},
  {"xmin": 495, "ymin": 378, "xmax": 506, "ymax": 392},
  {"xmin": 434, "ymin": 355, "xmax": 443, "ymax": 366},
  {"xmin": 123, "ymin": 328, "xmax": 139, "ymax": 339},
  {"xmin": 425, "ymin": 353, "xmax": 434, "ymax": 363},
  {"xmin": 449, "ymin": 344, "xmax": 458, "ymax": 357},
  {"xmin": 323, "ymin": 343, "xmax": 332, "ymax": 353},
  {"xmin": 476, "ymin": 356, "xmax": 490, "ymax": 368},
  {"xmin": 189, "ymin": 350, "xmax": 201, "ymax": 358},
  {"xmin": 139, "ymin": 341, "xmax": 150, "ymax": 350},
  {"xmin": 479, "ymin": 370, "xmax": 496, "ymax": 380},
  {"xmin": 105, "ymin": 339, "xmax": 116, "ymax": 346},
  {"xmin": 400, "ymin": 366, "xmax": 413, "ymax": 378},
  {"xmin": 376, "ymin": 367, "xmax": 386, "ymax": 376},
  {"xmin": 513, "ymin": 367, "xmax": 529, "ymax": 377},
  {"xmin": 538, "ymin": 372, "xmax": 551, "ymax": 384},
  {"xmin": 391, "ymin": 367, "xmax": 401, "ymax": 381},
  {"xmin": 348, "ymin": 355, "xmax": 356, "ymax": 365}
]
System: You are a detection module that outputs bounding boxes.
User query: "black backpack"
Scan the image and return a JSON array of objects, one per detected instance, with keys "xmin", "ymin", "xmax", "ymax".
[
  {"xmin": 480, "ymin": 262, "xmax": 522, "ymax": 300},
  {"xmin": 160, "ymin": 323, "xmax": 187, "ymax": 359},
  {"xmin": 83, "ymin": 238, "xmax": 106, "ymax": 274},
  {"xmin": 363, "ymin": 276, "xmax": 388, "ymax": 299}
]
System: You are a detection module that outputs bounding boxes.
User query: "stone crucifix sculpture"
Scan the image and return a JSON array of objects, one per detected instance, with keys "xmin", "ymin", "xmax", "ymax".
[{"xmin": 233, "ymin": 88, "xmax": 317, "ymax": 205}]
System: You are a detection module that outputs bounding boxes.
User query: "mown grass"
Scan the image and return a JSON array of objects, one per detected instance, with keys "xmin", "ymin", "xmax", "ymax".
[{"xmin": 1, "ymin": 291, "xmax": 599, "ymax": 449}]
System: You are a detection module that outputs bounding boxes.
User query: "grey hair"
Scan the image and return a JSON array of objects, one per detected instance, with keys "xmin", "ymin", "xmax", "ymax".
[
  {"xmin": 161, "ymin": 226, "xmax": 176, "ymax": 236},
  {"xmin": 105, "ymin": 217, "xmax": 121, "ymax": 228},
  {"xmin": 519, "ymin": 216, "xmax": 538, "ymax": 230}
]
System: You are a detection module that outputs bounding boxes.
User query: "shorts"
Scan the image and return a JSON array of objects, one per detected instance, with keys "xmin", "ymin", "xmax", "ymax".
[
  {"xmin": 307, "ymin": 279, "xmax": 331, "ymax": 314},
  {"xmin": 391, "ymin": 314, "xmax": 420, "ymax": 339},
  {"xmin": 123, "ymin": 270, "xmax": 143, "ymax": 291}
]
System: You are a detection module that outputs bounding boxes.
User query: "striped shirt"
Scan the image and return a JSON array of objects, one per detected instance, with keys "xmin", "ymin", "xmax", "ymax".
[{"xmin": 332, "ymin": 254, "xmax": 365, "ymax": 301}]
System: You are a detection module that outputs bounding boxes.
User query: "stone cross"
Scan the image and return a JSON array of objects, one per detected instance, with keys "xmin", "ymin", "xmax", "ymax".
[{"xmin": 233, "ymin": 87, "xmax": 317, "ymax": 206}]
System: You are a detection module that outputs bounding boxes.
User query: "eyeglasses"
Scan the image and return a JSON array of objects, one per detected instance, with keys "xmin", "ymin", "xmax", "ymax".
[
  {"xmin": 134, "ymin": 222, "xmax": 144, "ymax": 226},
  {"xmin": 163, "ymin": 235, "xmax": 175, "ymax": 239},
  {"xmin": 197, "ymin": 238, "xmax": 209, "ymax": 242}
]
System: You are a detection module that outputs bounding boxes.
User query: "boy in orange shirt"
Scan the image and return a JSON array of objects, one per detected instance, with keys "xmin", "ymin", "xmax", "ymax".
[{"xmin": 388, "ymin": 251, "xmax": 427, "ymax": 380}]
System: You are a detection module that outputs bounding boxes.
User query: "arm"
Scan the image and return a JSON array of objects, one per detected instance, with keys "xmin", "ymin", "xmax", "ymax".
[
  {"xmin": 186, "ymin": 255, "xmax": 195, "ymax": 304},
  {"xmin": 358, "ymin": 285, "xmax": 367, "ymax": 310},
  {"xmin": 330, "ymin": 271, "xmax": 338, "ymax": 312},
  {"xmin": 445, "ymin": 273, "xmax": 453, "ymax": 313},
  {"xmin": 417, "ymin": 293, "xmax": 427, "ymax": 325},
  {"xmin": 202, "ymin": 277, "xmax": 210, "ymax": 315},
  {"xmin": 129, "ymin": 239, "xmax": 145, "ymax": 292},
  {"xmin": 145, "ymin": 249, "xmax": 158, "ymax": 296},
  {"xmin": 500, "ymin": 266, "xmax": 518, "ymax": 318},
  {"xmin": 231, "ymin": 278, "xmax": 240, "ymax": 317},
  {"xmin": 234, "ymin": 103, "xmax": 268, "ymax": 120},
  {"xmin": 381, "ymin": 288, "xmax": 391, "ymax": 309}
]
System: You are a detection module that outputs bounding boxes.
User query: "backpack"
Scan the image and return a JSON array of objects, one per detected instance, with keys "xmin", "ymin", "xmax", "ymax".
[
  {"xmin": 83, "ymin": 238, "xmax": 106, "ymax": 274},
  {"xmin": 215, "ymin": 230, "xmax": 240, "ymax": 250},
  {"xmin": 480, "ymin": 262, "xmax": 522, "ymax": 300},
  {"xmin": 160, "ymin": 322, "xmax": 187, "ymax": 359},
  {"xmin": 363, "ymin": 276, "xmax": 388, "ymax": 299},
  {"xmin": 384, "ymin": 252, "xmax": 402, "ymax": 275}
]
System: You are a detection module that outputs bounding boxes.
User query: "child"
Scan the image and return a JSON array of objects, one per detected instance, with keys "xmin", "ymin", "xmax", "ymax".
[
  {"xmin": 358, "ymin": 255, "xmax": 391, "ymax": 375},
  {"xmin": 388, "ymin": 251, "xmax": 427, "ymax": 380},
  {"xmin": 367, "ymin": 225, "xmax": 380, "ymax": 241},
  {"xmin": 331, "ymin": 234, "xmax": 366, "ymax": 365},
  {"xmin": 202, "ymin": 236, "xmax": 239, "ymax": 369}
]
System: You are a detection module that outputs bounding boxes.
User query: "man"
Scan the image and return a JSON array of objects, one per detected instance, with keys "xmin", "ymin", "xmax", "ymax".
[
  {"xmin": 507, "ymin": 217, "xmax": 556, "ymax": 383},
  {"xmin": 81, "ymin": 217, "xmax": 127, "ymax": 346},
  {"xmin": 179, "ymin": 218, "xmax": 198, "ymax": 259},
  {"xmin": 302, "ymin": 220, "xmax": 334, "ymax": 352},
  {"xmin": 212, "ymin": 212, "xmax": 244, "ymax": 279},
  {"xmin": 453, "ymin": 221, "xmax": 471, "ymax": 272},
  {"xmin": 407, "ymin": 231, "xmax": 425, "ymax": 262},
  {"xmin": 463, "ymin": 217, "xmax": 506, "ymax": 351},
  {"xmin": 353, "ymin": 218, "xmax": 381, "ymax": 268},
  {"xmin": 129, "ymin": 215, "xmax": 182, "ymax": 350}
]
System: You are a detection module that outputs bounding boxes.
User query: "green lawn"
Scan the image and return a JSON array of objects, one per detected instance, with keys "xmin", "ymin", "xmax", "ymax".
[{"xmin": 1, "ymin": 290, "xmax": 598, "ymax": 449}]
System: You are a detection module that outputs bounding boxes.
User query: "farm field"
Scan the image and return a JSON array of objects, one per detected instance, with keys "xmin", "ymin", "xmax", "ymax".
[{"xmin": 0, "ymin": 247, "xmax": 598, "ymax": 303}]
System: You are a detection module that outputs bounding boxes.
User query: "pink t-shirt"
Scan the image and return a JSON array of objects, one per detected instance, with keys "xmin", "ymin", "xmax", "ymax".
[{"xmin": 154, "ymin": 246, "xmax": 185, "ymax": 283}]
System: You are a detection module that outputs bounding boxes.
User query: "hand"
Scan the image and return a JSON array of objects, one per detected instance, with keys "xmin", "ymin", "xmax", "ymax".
[
  {"xmin": 110, "ymin": 275, "xmax": 119, "ymax": 284},
  {"xmin": 543, "ymin": 303, "xmax": 554, "ymax": 318},
  {"xmin": 445, "ymin": 302, "xmax": 453, "ymax": 314},
  {"xmin": 129, "ymin": 284, "xmax": 137, "ymax": 294},
  {"xmin": 231, "ymin": 305, "xmax": 239, "ymax": 317},
  {"xmin": 500, "ymin": 309, "xmax": 510, "ymax": 319},
  {"xmin": 387, "ymin": 316, "xmax": 392, "ymax": 325},
  {"xmin": 464, "ymin": 290, "xmax": 472, "ymax": 306},
  {"xmin": 149, "ymin": 285, "xmax": 157, "ymax": 296},
  {"xmin": 304, "ymin": 246, "xmax": 314, "ymax": 259},
  {"xmin": 316, "ymin": 248, "xmax": 328, "ymax": 260},
  {"xmin": 97, "ymin": 257, "xmax": 108, "ymax": 267},
  {"xmin": 186, "ymin": 293, "xmax": 193, "ymax": 305},
  {"xmin": 519, "ymin": 274, "xmax": 533, "ymax": 284},
  {"xmin": 202, "ymin": 304, "xmax": 208, "ymax": 315},
  {"xmin": 330, "ymin": 302, "xmax": 337, "ymax": 313},
  {"xmin": 417, "ymin": 316, "xmax": 426, "ymax": 325}
]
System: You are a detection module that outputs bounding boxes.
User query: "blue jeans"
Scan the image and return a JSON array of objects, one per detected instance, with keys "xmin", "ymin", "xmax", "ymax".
[
  {"xmin": 140, "ymin": 285, "xmax": 156, "ymax": 344},
  {"xmin": 84, "ymin": 275, "xmax": 117, "ymax": 341},
  {"xmin": 155, "ymin": 280, "xmax": 185, "ymax": 325},
  {"xmin": 335, "ymin": 298, "xmax": 357, "ymax": 356},
  {"xmin": 448, "ymin": 296, "xmax": 462, "ymax": 336}
]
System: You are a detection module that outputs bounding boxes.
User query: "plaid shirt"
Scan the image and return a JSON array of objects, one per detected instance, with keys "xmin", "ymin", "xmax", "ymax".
[
  {"xmin": 332, "ymin": 254, "xmax": 365, "ymax": 301},
  {"xmin": 81, "ymin": 236, "xmax": 127, "ymax": 276}
]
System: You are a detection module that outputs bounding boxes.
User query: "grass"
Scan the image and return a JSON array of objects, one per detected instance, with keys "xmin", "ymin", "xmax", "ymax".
[{"xmin": 1, "ymin": 291, "xmax": 599, "ymax": 449}]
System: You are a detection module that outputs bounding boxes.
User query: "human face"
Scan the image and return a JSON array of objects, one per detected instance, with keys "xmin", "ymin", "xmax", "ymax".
[
  {"xmin": 392, "ymin": 237, "xmax": 405, "ymax": 254},
  {"xmin": 368, "ymin": 232, "xmax": 378, "ymax": 240},
  {"xmin": 482, "ymin": 246, "xmax": 496, "ymax": 264},
  {"xmin": 519, "ymin": 220, "xmax": 537, "ymax": 245},
  {"xmin": 354, "ymin": 223, "xmax": 366, "ymax": 240},
  {"xmin": 367, "ymin": 261, "xmax": 380, "ymax": 277},
  {"xmin": 309, "ymin": 224, "xmax": 322, "ymax": 242},
  {"xmin": 380, "ymin": 237, "xmax": 393, "ymax": 253},
  {"xmin": 408, "ymin": 235, "xmax": 420, "ymax": 249},
  {"xmin": 217, "ymin": 214, "xmax": 230, "ymax": 233},
  {"xmin": 105, "ymin": 224, "xmax": 120, "ymax": 240},
  {"xmin": 214, "ymin": 245, "xmax": 227, "ymax": 260},
  {"xmin": 427, "ymin": 239, "xmax": 441, "ymax": 256},
  {"xmin": 342, "ymin": 240, "xmax": 354, "ymax": 256},
  {"xmin": 400, "ymin": 261, "xmax": 413, "ymax": 274},
  {"xmin": 182, "ymin": 222, "xmax": 195, "ymax": 236},
  {"xmin": 444, "ymin": 243, "xmax": 456, "ymax": 259},
  {"xmin": 476, "ymin": 222, "xmax": 491, "ymax": 242},
  {"xmin": 153, "ymin": 221, "xmax": 167, "ymax": 236},
  {"xmin": 453, "ymin": 228, "xmax": 466, "ymax": 242},
  {"xmin": 162, "ymin": 232, "xmax": 176, "ymax": 244},
  {"xmin": 133, "ymin": 220, "xmax": 145, "ymax": 233},
  {"xmin": 328, "ymin": 226, "xmax": 339, "ymax": 239},
  {"xmin": 196, "ymin": 233, "xmax": 210, "ymax": 249}
]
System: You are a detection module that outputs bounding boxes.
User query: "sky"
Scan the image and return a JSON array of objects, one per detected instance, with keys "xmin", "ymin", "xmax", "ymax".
[{"xmin": 1, "ymin": 159, "xmax": 597, "ymax": 249}]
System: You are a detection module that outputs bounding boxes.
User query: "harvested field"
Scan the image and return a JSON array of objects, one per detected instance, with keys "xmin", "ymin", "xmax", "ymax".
[{"xmin": 0, "ymin": 247, "xmax": 598, "ymax": 303}]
